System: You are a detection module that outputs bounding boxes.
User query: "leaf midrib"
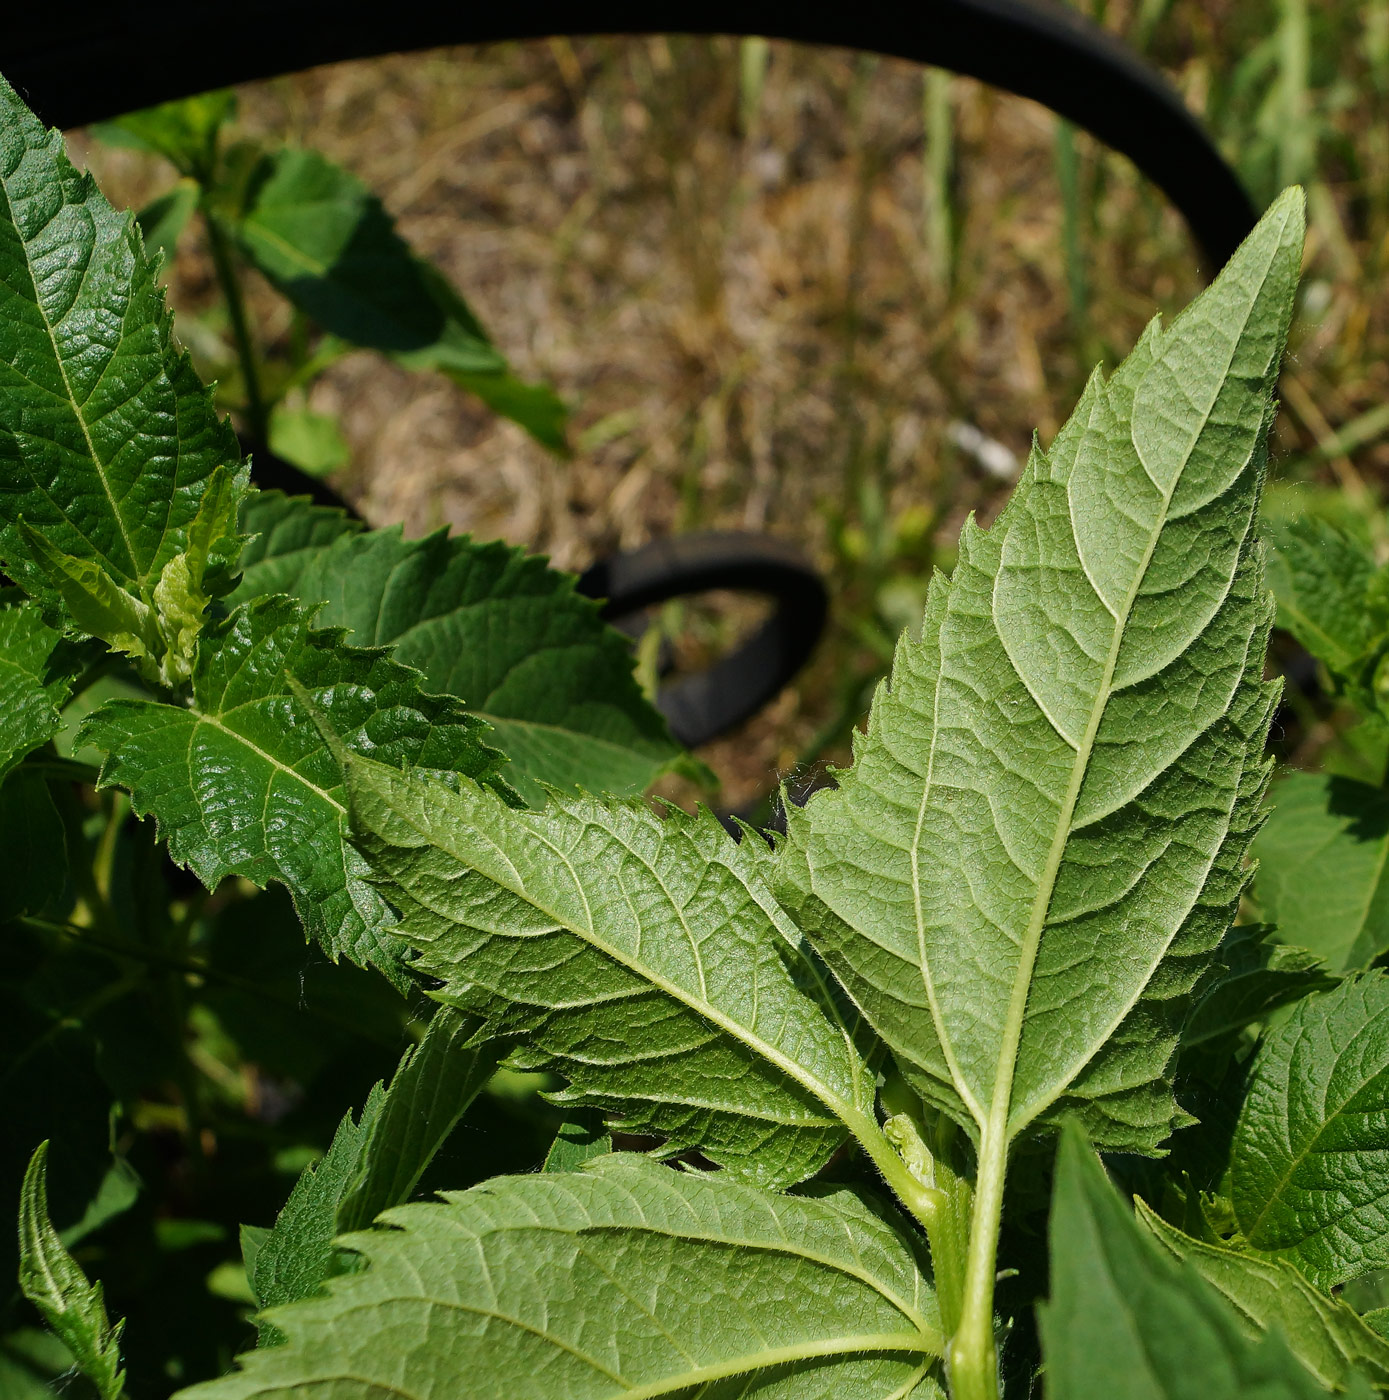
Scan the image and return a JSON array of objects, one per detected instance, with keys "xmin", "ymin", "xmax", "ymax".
[
  {"xmin": 1, "ymin": 167, "xmax": 142, "ymax": 582},
  {"xmin": 376, "ymin": 773, "xmax": 871, "ymax": 1140}
]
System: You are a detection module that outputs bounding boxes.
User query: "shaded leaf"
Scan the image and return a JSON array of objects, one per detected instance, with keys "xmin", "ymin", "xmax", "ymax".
[
  {"xmin": 1232, "ymin": 972, "xmax": 1389, "ymax": 1288},
  {"xmin": 1254, "ymin": 771, "xmax": 1389, "ymax": 970},
  {"xmin": 1039, "ymin": 1123, "xmax": 1348, "ymax": 1400},
  {"xmin": 136, "ymin": 179, "xmax": 199, "ymax": 264},
  {"xmin": 345, "ymin": 755, "xmax": 878, "ymax": 1188},
  {"xmin": 334, "ymin": 1007, "xmax": 499, "ymax": 1235},
  {"xmin": 0, "ymin": 600, "xmax": 69, "ymax": 781},
  {"xmin": 78, "ymin": 595, "xmax": 515, "ymax": 979},
  {"xmin": 1138, "ymin": 1200, "xmax": 1389, "ymax": 1392},
  {"xmin": 267, "ymin": 405, "xmax": 349, "ymax": 478},
  {"xmin": 181, "ymin": 1155, "xmax": 944, "ymax": 1400},
  {"xmin": 776, "ymin": 189, "xmax": 1302, "ymax": 1156},
  {"xmin": 542, "ymin": 1108, "xmax": 612, "ymax": 1172},
  {"xmin": 1264, "ymin": 514, "xmax": 1377, "ymax": 680},
  {"xmin": 1183, "ymin": 923, "xmax": 1334, "ymax": 1059},
  {"xmin": 286, "ymin": 525, "xmax": 680, "ymax": 802},
  {"xmin": 92, "ymin": 92, "xmax": 235, "ymax": 178},
  {"xmin": 0, "ymin": 771, "xmax": 67, "ymax": 919},
  {"xmin": 17, "ymin": 1143, "xmax": 126, "ymax": 1400}
]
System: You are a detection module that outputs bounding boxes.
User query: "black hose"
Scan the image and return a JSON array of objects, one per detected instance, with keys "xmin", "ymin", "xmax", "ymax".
[{"xmin": 6, "ymin": 0, "xmax": 1256, "ymax": 267}]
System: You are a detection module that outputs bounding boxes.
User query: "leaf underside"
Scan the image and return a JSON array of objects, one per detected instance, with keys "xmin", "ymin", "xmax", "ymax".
[
  {"xmin": 183, "ymin": 1155, "xmax": 944, "ymax": 1400},
  {"xmin": 79, "ymin": 596, "xmax": 514, "ymax": 979},
  {"xmin": 345, "ymin": 757, "xmax": 875, "ymax": 1189},
  {"xmin": 777, "ymin": 188, "xmax": 1303, "ymax": 1155}
]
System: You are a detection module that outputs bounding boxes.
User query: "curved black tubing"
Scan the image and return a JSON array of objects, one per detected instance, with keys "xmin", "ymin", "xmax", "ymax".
[
  {"xmin": 6, "ymin": 0, "xmax": 1254, "ymax": 268},
  {"xmin": 577, "ymin": 533, "xmax": 828, "ymax": 748}
]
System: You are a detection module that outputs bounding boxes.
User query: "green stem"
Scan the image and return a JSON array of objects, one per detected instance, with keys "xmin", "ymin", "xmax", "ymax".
[
  {"xmin": 949, "ymin": 1126, "xmax": 1006, "ymax": 1400},
  {"xmin": 203, "ymin": 209, "xmax": 269, "ymax": 444}
]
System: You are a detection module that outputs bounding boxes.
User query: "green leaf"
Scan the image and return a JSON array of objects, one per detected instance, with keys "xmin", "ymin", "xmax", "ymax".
[
  {"xmin": 334, "ymin": 1007, "xmax": 499, "ymax": 1234},
  {"xmin": 267, "ymin": 405, "xmax": 349, "ymax": 478},
  {"xmin": 542, "ymin": 1108, "xmax": 612, "ymax": 1172},
  {"xmin": 1039, "ymin": 1123, "xmax": 1350, "ymax": 1400},
  {"xmin": 92, "ymin": 91, "xmax": 236, "ymax": 178},
  {"xmin": 1264, "ymin": 514, "xmax": 1378, "ymax": 680},
  {"xmin": 77, "ymin": 595, "xmax": 515, "ymax": 979},
  {"xmin": 345, "ymin": 755, "xmax": 878, "ymax": 1188},
  {"xmin": 232, "ymin": 490, "xmax": 363, "ymax": 604},
  {"xmin": 249, "ymin": 1005, "xmax": 496, "ymax": 1338},
  {"xmin": 1182, "ymin": 924, "xmax": 1334, "ymax": 1059},
  {"xmin": 17, "ymin": 1143, "xmax": 126, "ymax": 1400},
  {"xmin": 236, "ymin": 147, "xmax": 567, "ymax": 450},
  {"xmin": 281, "ymin": 526, "xmax": 680, "ymax": 802},
  {"xmin": 1138, "ymin": 1200, "xmax": 1389, "ymax": 1392},
  {"xmin": 776, "ymin": 188, "xmax": 1302, "ymax": 1156},
  {"xmin": 238, "ymin": 148, "xmax": 501, "ymax": 364},
  {"xmin": 0, "ymin": 75, "xmax": 247, "ymax": 613},
  {"xmin": 247, "ymin": 1088, "xmax": 385, "ymax": 1340},
  {"xmin": 1254, "ymin": 772, "xmax": 1389, "ymax": 970},
  {"xmin": 0, "ymin": 771, "xmax": 67, "ymax": 920},
  {"xmin": 445, "ymin": 368, "xmax": 570, "ymax": 458},
  {"xmin": 178, "ymin": 1155, "xmax": 944, "ymax": 1400},
  {"xmin": 0, "ymin": 600, "xmax": 69, "ymax": 782},
  {"xmin": 1232, "ymin": 972, "xmax": 1389, "ymax": 1288}
]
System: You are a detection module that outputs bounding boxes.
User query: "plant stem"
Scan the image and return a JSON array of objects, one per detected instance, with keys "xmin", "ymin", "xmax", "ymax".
[
  {"xmin": 204, "ymin": 209, "xmax": 269, "ymax": 444},
  {"xmin": 949, "ymin": 1124, "xmax": 1006, "ymax": 1400}
]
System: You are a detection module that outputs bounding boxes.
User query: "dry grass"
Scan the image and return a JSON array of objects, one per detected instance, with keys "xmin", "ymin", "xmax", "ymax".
[{"xmin": 69, "ymin": 2, "xmax": 1389, "ymax": 805}]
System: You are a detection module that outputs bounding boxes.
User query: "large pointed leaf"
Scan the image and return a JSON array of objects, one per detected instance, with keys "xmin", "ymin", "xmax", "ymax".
[
  {"xmin": 776, "ymin": 188, "xmax": 1302, "ymax": 1156},
  {"xmin": 1039, "ymin": 1124, "xmax": 1352, "ymax": 1400},
  {"xmin": 1231, "ymin": 972, "xmax": 1389, "ymax": 1288},
  {"xmin": 0, "ymin": 74, "xmax": 245, "ymax": 610},
  {"xmin": 179, "ymin": 1155, "xmax": 944, "ymax": 1400},
  {"xmin": 77, "ymin": 596, "xmax": 514, "ymax": 979},
  {"xmin": 344, "ymin": 754, "xmax": 877, "ymax": 1188},
  {"xmin": 0, "ymin": 600, "xmax": 69, "ymax": 781},
  {"xmin": 1138, "ymin": 1200, "xmax": 1389, "ymax": 1392},
  {"xmin": 1254, "ymin": 772, "xmax": 1389, "ymax": 970},
  {"xmin": 273, "ymin": 525, "xmax": 680, "ymax": 802}
]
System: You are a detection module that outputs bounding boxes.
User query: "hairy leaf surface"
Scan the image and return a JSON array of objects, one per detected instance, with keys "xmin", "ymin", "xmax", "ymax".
[
  {"xmin": 182, "ymin": 1155, "xmax": 944, "ymax": 1400},
  {"xmin": 0, "ymin": 75, "xmax": 245, "ymax": 610},
  {"xmin": 0, "ymin": 601, "xmax": 69, "ymax": 781},
  {"xmin": 17, "ymin": 1144, "xmax": 125, "ymax": 1400},
  {"xmin": 1232, "ymin": 973, "xmax": 1389, "ymax": 1288},
  {"xmin": 1254, "ymin": 772, "xmax": 1389, "ymax": 970},
  {"xmin": 1040, "ymin": 1125, "xmax": 1352, "ymax": 1400},
  {"xmin": 777, "ymin": 189, "xmax": 1302, "ymax": 1154},
  {"xmin": 346, "ymin": 754, "xmax": 877, "ymax": 1187},
  {"xmin": 1138, "ymin": 1200, "xmax": 1389, "ymax": 1392},
  {"xmin": 78, "ymin": 596, "xmax": 513, "ymax": 977},
  {"xmin": 279, "ymin": 525, "xmax": 680, "ymax": 801}
]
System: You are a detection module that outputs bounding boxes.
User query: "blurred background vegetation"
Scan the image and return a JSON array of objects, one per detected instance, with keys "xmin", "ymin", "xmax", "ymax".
[{"xmin": 69, "ymin": 0, "xmax": 1389, "ymax": 807}]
